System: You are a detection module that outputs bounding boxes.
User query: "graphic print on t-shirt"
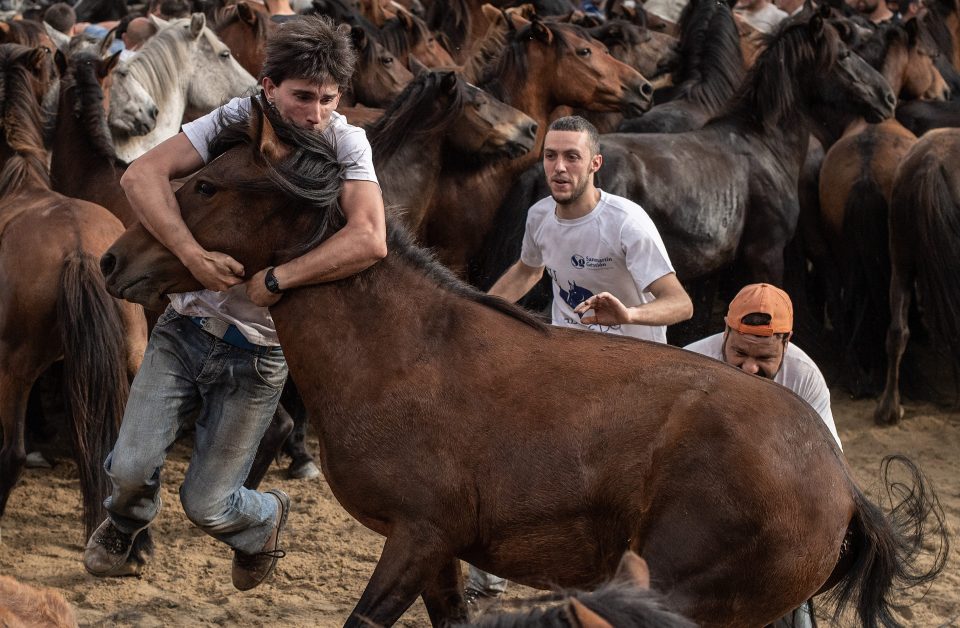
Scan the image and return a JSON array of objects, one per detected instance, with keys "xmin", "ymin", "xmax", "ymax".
[{"xmin": 548, "ymin": 269, "xmax": 621, "ymax": 333}]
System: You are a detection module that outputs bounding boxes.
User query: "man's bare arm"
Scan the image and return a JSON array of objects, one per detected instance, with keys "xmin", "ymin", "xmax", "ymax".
[{"xmin": 488, "ymin": 260, "xmax": 545, "ymax": 303}]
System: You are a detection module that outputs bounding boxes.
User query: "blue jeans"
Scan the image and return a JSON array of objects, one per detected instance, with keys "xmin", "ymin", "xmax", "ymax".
[
  {"xmin": 103, "ymin": 306, "xmax": 288, "ymax": 554},
  {"xmin": 467, "ymin": 565, "xmax": 508, "ymax": 596}
]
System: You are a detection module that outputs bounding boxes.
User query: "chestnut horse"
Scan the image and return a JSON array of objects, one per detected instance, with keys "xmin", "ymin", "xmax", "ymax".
[
  {"xmin": 211, "ymin": 1, "xmax": 275, "ymax": 77},
  {"xmin": 342, "ymin": 24, "xmax": 414, "ymax": 108},
  {"xmin": 100, "ymin": 100, "xmax": 947, "ymax": 627},
  {"xmin": 0, "ymin": 576, "xmax": 78, "ymax": 628},
  {"xmin": 0, "ymin": 44, "xmax": 148, "ymax": 539},
  {"xmin": 875, "ymin": 128, "xmax": 960, "ymax": 425},
  {"xmin": 816, "ymin": 19, "xmax": 947, "ymax": 394},
  {"xmin": 379, "ymin": 9, "xmax": 456, "ymax": 69}
]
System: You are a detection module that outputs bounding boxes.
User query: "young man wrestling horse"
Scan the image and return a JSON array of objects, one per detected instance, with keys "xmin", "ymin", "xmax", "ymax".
[{"xmin": 83, "ymin": 16, "xmax": 387, "ymax": 590}]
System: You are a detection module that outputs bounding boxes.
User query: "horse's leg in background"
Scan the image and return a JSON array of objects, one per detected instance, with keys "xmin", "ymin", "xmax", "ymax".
[
  {"xmin": 346, "ymin": 530, "xmax": 451, "ymax": 627},
  {"xmin": 875, "ymin": 261, "xmax": 912, "ymax": 425},
  {"xmin": 421, "ymin": 557, "xmax": 468, "ymax": 626},
  {"xmin": 279, "ymin": 379, "xmax": 319, "ymax": 479},
  {"xmin": 666, "ymin": 275, "xmax": 719, "ymax": 347},
  {"xmin": 0, "ymin": 354, "xmax": 35, "ymax": 542}
]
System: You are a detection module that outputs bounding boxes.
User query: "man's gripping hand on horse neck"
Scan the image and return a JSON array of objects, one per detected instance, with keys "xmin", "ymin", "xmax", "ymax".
[{"xmin": 120, "ymin": 134, "xmax": 246, "ymax": 292}]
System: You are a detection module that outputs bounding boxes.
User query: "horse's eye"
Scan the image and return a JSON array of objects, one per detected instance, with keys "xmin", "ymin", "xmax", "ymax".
[
  {"xmin": 381, "ymin": 56, "xmax": 394, "ymax": 65},
  {"xmin": 577, "ymin": 48, "xmax": 592, "ymax": 57},
  {"xmin": 219, "ymin": 50, "xmax": 231, "ymax": 59},
  {"xmin": 196, "ymin": 181, "xmax": 217, "ymax": 197}
]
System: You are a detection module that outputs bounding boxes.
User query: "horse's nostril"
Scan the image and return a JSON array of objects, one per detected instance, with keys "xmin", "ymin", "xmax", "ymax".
[
  {"xmin": 640, "ymin": 82, "xmax": 653, "ymax": 97},
  {"xmin": 526, "ymin": 122, "xmax": 538, "ymax": 139},
  {"xmin": 885, "ymin": 92, "xmax": 896, "ymax": 107},
  {"xmin": 100, "ymin": 252, "xmax": 117, "ymax": 278},
  {"xmin": 150, "ymin": 106, "xmax": 159, "ymax": 120}
]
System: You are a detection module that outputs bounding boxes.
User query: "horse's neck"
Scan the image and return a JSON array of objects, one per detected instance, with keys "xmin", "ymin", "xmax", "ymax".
[
  {"xmin": 881, "ymin": 48, "xmax": 909, "ymax": 98},
  {"xmin": 51, "ymin": 93, "xmax": 119, "ymax": 199},
  {"xmin": 0, "ymin": 138, "xmax": 50, "ymax": 198},
  {"xmin": 376, "ymin": 136, "xmax": 443, "ymax": 234}
]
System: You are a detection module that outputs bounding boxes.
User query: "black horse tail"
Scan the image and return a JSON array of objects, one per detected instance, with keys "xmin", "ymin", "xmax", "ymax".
[
  {"xmin": 839, "ymin": 178, "xmax": 890, "ymax": 392},
  {"xmin": 910, "ymin": 157, "xmax": 960, "ymax": 366},
  {"xmin": 57, "ymin": 251, "xmax": 130, "ymax": 538},
  {"xmin": 824, "ymin": 455, "xmax": 948, "ymax": 628}
]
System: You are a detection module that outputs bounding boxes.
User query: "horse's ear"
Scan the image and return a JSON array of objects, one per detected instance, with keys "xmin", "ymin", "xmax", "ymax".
[
  {"xmin": 350, "ymin": 25, "xmax": 368, "ymax": 49},
  {"xmin": 98, "ymin": 26, "xmax": 117, "ymax": 58},
  {"xmin": 808, "ymin": 13, "xmax": 825, "ymax": 39},
  {"xmin": 904, "ymin": 16, "xmax": 919, "ymax": 44},
  {"xmin": 54, "ymin": 48, "xmax": 68, "ymax": 76},
  {"xmin": 567, "ymin": 599, "xmax": 613, "ymax": 628},
  {"xmin": 481, "ymin": 3, "xmax": 501, "ymax": 22},
  {"xmin": 149, "ymin": 14, "xmax": 168, "ymax": 29},
  {"xmin": 439, "ymin": 70, "xmax": 458, "ymax": 94},
  {"xmin": 189, "ymin": 13, "xmax": 206, "ymax": 38},
  {"xmin": 408, "ymin": 55, "xmax": 429, "ymax": 76},
  {"xmin": 816, "ymin": 2, "xmax": 831, "ymax": 18},
  {"xmin": 397, "ymin": 7, "xmax": 415, "ymax": 29},
  {"xmin": 29, "ymin": 46, "xmax": 49, "ymax": 74},
  {"xmin": 505, "ymin": 9, "xmax": 530, "ymax": 31},
  {"xmin": 530, "ymin": 18, "xmax": 553, "ymax": 45},
  {"xmin": 237, "ymin": 2, "xmax": 258, "ymax": 25},
  {"xmin": 43, "ymin": 21, "xmax": 71, "ymax": 51},
  {"xmin": 613, "ymin": 550, "xmax": 651, "ymax": 589},
  {"xmin": 99, "ymin": 50, "xmax": 122, "ymax": 79},
  {"xmin": 250, "ymin": 98, "xmax": 291, "ymax": 163}
]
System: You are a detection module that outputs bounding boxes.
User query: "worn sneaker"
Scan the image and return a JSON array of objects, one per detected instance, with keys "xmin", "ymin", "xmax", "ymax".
[
  {"xmin": 232, "ymin": 489, "xmax": 290, "ymax": 591},
  {"xmin": 83, "ymin": 518, "xmax": 145, "ymax": 577}
]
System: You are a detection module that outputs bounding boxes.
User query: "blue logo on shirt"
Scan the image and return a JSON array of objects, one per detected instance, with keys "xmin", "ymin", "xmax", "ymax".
[{"xmin": 571, "ymin": 254, "xmax": 585, "ymax": 268}]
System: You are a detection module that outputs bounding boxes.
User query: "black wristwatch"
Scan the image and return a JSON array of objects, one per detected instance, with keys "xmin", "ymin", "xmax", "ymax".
[{"xmin": 264, "ymin": 267, "xmax": 283, "ymax": 294}]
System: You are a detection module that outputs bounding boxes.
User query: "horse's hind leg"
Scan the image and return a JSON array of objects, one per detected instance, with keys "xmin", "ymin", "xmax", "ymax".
[
  {"xmin": 346, "ymin": 530, "xmax": 451, "ymax": 627},
  {"xmin": 421, "ymin": 558, "xmax": 467, "ymax": 626},
  {"xmin": 243, "ymin": 405, "xmax": 293, "ymax": 490},
  {"xmin": 0, "ymin": 357, "xmax": 36, "ymax": 537},
  {"xmin": 875, "ymin": 265, "xmax": 912, "ymax": 425}
]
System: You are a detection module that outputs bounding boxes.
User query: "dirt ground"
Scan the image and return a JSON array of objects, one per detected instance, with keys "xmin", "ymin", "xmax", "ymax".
[{"xmin": 0, "ymin": 393, "xmax": 957, "ymax": 627}]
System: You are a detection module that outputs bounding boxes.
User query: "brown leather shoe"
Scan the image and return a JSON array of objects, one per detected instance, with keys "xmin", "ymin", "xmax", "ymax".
[
  {"xmin": 231, "ymin": 489, "xmax": 289, "ymax": 591},
  {"xmin": 83, "ymin": 518, "xmax": 147, "ymax": 577}
]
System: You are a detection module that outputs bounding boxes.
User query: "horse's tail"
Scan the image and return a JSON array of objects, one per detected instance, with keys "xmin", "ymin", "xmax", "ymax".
[
  {"xmin": 909, "ymin": 156, "xmax": 960, "ymax": 366},
  {"xmin": 824, "ymin": 455, "xmax": 948, "ymax": 628},
  {"xmin": 57, "ymin": 251, "xmax": 130, "ymax": 538},
  {"xmin": 839, "ymin": 178, "xmax": 890, "ymax": 389}
]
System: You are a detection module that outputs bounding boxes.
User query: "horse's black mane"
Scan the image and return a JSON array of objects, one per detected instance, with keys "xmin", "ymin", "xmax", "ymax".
[
  {"xmin": 379, "ymin": 12, "xmax": 430, "ymax": 60},
  {"xmin": 368, "ymin": 70, "xmax": 466, "ymax": 163},
  {"xmin": 479, "ymin": 20, "xmax": 583, "ymax": 100},
  {"xmin": 668, "ymin": 0, "xmax": 745, "ymax": 111},
  {"xmin": 852, "ymin": 20, "xmax": 907, "ymax": 72},
  {"xmin": 427, "ymin": 0, "xmax": 470, "ymax": 54},
  {"xmin": 465, "ymin": 581, "xmax": 696, "ymax": 628},
  {"xmin": 0, "ymin": 44, "xmax": 51, "ymax": 197},
  {"xmin": 207, "ymin": 98, "xmax": 546, "ymax": 332},
  {"xmin": 61, "ymin": 50, "xmax": 118, "ymax": 161},
  {"xmin": 720, "ymin": 14, "xmax": 840, "ymax": 129}
]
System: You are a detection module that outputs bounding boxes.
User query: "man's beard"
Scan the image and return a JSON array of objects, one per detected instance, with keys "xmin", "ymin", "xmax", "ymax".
[{"xmin": 551, "ymin": 177, "xmax": 591, "ymax": 206}]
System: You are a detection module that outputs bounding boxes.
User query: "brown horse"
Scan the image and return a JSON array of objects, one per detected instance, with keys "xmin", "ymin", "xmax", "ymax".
[
  {"xmin": 0, "ymin": 576, "xmax": 78, "ymax": 628},
  {"xmin": 0, "ymin": 44, "xmax": 148, "ymax": 539},
  {"xmin": 422, "ymin": 17, "xmax": 652, "ymax": 275},
  {"xmin": 100, "ymin": 100, "xmax": 947, "ymax": 627},
  {"xmin": 875, "ymin": 128, "xmax": 960, "ymax": 425},
  {"xmin": 341, "ymin": 24, "xmax": 414, "ymax": 107},
  {"xmin": 816, "ymin": 19, "xmax": 947, "ymax": 394},
  {"xmin": 379, "ymin": 9, "xmax": 456, "ymax": 69},
  {"xmin": 49, "ymin": 50, "xmax": 137, "ymax": 227},
  {"xmin": 370, "ymin": 69, "xmax": 537, "ymax": 234},
  {"xmin": 211, "ymin": 1, "xmax": 275, "ymax": 77}
]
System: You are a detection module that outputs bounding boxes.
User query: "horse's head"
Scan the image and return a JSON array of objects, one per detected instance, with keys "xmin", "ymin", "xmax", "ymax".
[
  {"xmin": 446, "ymin": 73, "xmax": 537, "ymax": 159},
  {"xmin": 212, "ymin": 2, "xmax": 272, "ymax": 76},
  {"xmin": 183, "ymin": 14, "xmax": 258, "ymax": 111},
  {"xmin": 900, "ymin": 20, "xmax": 950, "ymax": 100},
  {"xmin": 107, "ymin": 61, "xmax": 158, "ymax": 137},
  {"xmin": 588, "ymin": 19, "xmax": 675, "ymax": 80},
  {"xmin": 350, "ymin": 25, "xmax": 413, "ymax": 107},
  {"xmin": 509, "ymin": 18, "xmax": 654, "ymax": 116},
  {"xmin": 101, "ymin": 100, "xmax": 342, "ymax": 307},
  {"xmin": 0, "ymin": 44, "xmax": 55, "ymax": 190},
  {"xmin": 55, "ymin": 49, "xmax": 123, "ymax": 158}
]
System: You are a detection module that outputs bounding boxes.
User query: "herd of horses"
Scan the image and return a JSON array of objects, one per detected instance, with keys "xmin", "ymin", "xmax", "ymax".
[{"xmin": 1, "ymin": 0, "xmax": 958, "ymax": 625}]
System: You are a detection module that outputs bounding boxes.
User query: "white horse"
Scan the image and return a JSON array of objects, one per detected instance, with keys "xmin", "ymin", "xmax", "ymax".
[{"xmin": 110, "ymin": 13, "xmax": 256, "ymax": 163}]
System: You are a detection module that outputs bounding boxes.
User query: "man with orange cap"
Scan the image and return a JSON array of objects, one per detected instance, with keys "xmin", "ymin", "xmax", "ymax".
[{"xmin": 685, "ymin": 283, "xmax": 839, "ymax": 628}]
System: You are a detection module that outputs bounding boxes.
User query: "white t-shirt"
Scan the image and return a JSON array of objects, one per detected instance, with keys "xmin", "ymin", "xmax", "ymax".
[
  {"xmin": 520, "ymin": 191, "xmax": 675, "ymax": 344},
  {"xmin": 683, "ymin": 333, "xmax": 842, "ymax": 449},
  {"xmin": 735, "ymin": 3, "xmax": 788, "ymax": 33},
  {"xmin": 170, "ymin": 96, "xmax": 379, "ymax": 346}
]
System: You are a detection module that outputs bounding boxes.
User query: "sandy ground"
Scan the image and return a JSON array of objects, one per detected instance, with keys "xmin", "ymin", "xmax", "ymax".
[{"xmin": 0, "ymin": 393, "xmax": 957, "ymax": 627}]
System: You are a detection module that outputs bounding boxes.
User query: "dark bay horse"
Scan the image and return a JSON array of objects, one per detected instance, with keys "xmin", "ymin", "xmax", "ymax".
[
  {"xmin": 370, "ymin": 69, "xmax": 538, "ymax": 235},
  {"xmin": 875, "ymin": 128, "xmax": 960, "ymax": 425},
  {"xmin": 816, "ymin": 19, "xmax": 947, "ymax": 394},
  {"xmin": 422, "ymin": 17, "xmax": 653, "ymax": 274},
  {"xmin": 596, "ymin": 14, "xmax": 895, "ymax": 285},
  {"xmin": 212, "ymin": 1, "xmax": 275, "ymax": 77},
  {"xmin": 379, "ymin": 9, "xmax": 456, "ymax": 69},
  {"xmin": 100, "ymin": 100, "xmax": 947, "ymax": 627},
  {"xmin": 0, "ymin": 44, "xmax": 148, "ymax": 539},
  {"xmin": 341, "ymin": 24, "xmax": 414, "ymax": 108},
  {"xmin": 618, "ymin": 0, "xmax": 744, "ymax": 134}
]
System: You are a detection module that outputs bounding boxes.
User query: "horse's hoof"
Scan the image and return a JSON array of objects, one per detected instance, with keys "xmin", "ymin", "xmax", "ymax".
[{"xmin": 287, "ymin": 460, "xmax": 320, "ymax": 480}]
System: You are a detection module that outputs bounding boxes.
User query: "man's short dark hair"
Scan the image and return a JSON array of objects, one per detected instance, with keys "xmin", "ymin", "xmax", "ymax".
[
  {"xmin": 43, "ymin": 2, "xmax": 77, "ymax": 34},
  {"xmin": 260, "ymin": 15, "xmax": 357, "ymax": 90},
  {"xmin": 548, "ymin": 115, "xmax": 600, "ymax": 157}
]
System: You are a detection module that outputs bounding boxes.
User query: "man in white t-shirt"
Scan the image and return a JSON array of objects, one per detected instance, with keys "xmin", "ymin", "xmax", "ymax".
[
  {"xmin": 473, "ymin": 115, "xmax": 693, "ymax": 603},
  {"xmin": 685, "ymin": 282, "xmax": 840, "ymax": 628},
  {"xmin": 83, "ymin": 16, "xmax": 386, "ymax": 591}
]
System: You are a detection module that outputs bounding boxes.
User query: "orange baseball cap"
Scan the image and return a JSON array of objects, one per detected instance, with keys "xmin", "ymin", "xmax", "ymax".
[{"xmin": 725, "ymin": 283, "xmax": 793, "ymax": 336}]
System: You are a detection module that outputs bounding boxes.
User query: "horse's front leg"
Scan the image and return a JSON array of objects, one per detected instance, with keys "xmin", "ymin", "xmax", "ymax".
[
  {"xmin": 421, "ymin": 557, "xmax": 467, "ymax": 627},
  {"xmin": 875, "ymin": 263, "xmax": 912, "ymax": 425},
  {"xmin": 346, "ymin": 528, "xmax": 453, "ymax": 627}
]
